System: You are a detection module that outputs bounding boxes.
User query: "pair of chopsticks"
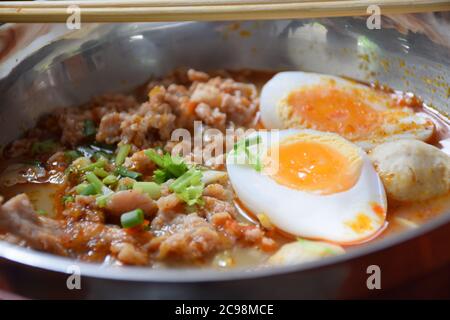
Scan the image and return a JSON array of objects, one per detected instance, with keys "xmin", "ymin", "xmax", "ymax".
[{"xmin": 0, "ymin": 0, "xmax": 449, "ymax": 23}]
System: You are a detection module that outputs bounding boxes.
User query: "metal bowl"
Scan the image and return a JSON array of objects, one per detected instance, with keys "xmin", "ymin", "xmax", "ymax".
[{"xmin": 0, "ymin": 19, "xmax": 449, "ymax": 299}]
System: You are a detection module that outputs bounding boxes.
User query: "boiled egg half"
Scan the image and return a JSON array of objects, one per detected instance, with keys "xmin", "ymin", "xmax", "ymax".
[
  {"xmin": 260, "ymin": 72, "xmax": 434, "ymax": 150},
  {"xmin": 226, "ymin": 129, "xmax": 387, "ymax": 243}
]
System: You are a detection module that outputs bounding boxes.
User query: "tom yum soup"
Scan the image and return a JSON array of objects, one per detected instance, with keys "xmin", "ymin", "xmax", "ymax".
[{"xmin": 0, "ymin": 69, "xmax": 449, "ymax": 268}]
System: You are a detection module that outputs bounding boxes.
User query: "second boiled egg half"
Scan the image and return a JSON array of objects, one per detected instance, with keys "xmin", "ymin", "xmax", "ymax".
[
  {"xmin": 226, "ymin": 129, "xmax": 387, "ymax": 244},
  {"xmin": 260, "ymin": 72, "xmax": 434, "ymax": 150}
]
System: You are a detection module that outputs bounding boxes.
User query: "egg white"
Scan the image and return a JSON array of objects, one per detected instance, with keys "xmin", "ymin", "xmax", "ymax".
[{"xmin": 226, "ymin": 129, "xmax": 387, "ymax": 243}]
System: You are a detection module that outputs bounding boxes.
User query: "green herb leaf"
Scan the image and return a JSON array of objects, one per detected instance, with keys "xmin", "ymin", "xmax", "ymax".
[
  {"xmin": 144, "ymin": 149, "xmax": 188, "ymax": 183},
  {"xmin": 169, "ymin": 168, "xmax": 204, "ymax": 206},
  {"xmin": 153, "ymin": 169, "xmax": 167, "ymax": 184},
  {"xmin": 177, "ymin": 184, "xmax": 204, "ymax": 206}
]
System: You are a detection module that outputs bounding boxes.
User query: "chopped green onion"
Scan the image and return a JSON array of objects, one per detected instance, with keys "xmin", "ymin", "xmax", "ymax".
[
  {"xmin": 62, "ymin": 195, "xmax": 75, "ymax": 205},
  {"xmin": 120, "ymin": 208, "xmax": 144, "ymax": 229},
  {"xmin": 170, "ymin": 168, "xmax": 202, "ymax": 193},
  {"xmin": 76, "ymin": 183, "xmax": 97, "ymax": 196},
  {"xmin": 169, "ymin": 168, "xmax": 204, "ymax": 206},
  {"xmin": 133, "ymin": 181, "xmax": 161, "ymax": 199},
  {"xmin": 31, "ymin": 139, "xmax": 58, "ymax": 155},
  {"xmin": 144, "ymin": 149, "xmax": 165, "ymax": 167},
  {"xmin": 115, "ymin": 166, "xmax": 141, "ymax": 180},
  {"xmin": 103, "ymin": 174, "xmax": 118, "ymax": 185},
  {"xmin": 83, "ymin": 119, "xmax": 97, "ymax": 137},
  {"xmin": 75, "ymin": 183, "xmax": 88, "ymax": 194},
  {"xmin": 85, "ymin": 171, "xmax": 105, "ymax": 194},
  {"xmin": 80, "ymin": 158, "xmax": 107, "ymax": 172},
  {"xmin": 95, "ymin": 193, "xmax": 112, "ymax": 208},
  {"xmin": 115, "ymin": 144, "xmax": 131, "ymax": 167},
  {"xmin": 93, "ymin": 167, "xmax": 109, "ymax": 178}
]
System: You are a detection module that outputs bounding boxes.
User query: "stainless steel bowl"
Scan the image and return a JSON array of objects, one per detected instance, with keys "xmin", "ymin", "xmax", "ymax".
[{"xmin": 0, "ymin": 19, "xmax": 449, "ymax": 299}]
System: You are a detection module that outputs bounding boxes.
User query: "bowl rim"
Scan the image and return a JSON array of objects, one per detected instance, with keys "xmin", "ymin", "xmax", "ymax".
[{"xmin": 1, "ymin": 206, "xmax": 449, "ymax": 283}]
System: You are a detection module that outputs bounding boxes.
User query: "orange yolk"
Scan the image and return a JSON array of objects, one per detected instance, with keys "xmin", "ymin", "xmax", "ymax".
[
  {"xmin": 286, "ymin": 84, "xmax": 381, "ymax": 140},
  {"xmin": 345, "ymin": 213, "xmax": 374, "ymax": 234},
  {"xmin": 370, "ymin": 202, "xmax": 386, "ymax": 221},
  {"xmin": 266, "ymin": 140, "xmax": 360, "ymax": 195}
]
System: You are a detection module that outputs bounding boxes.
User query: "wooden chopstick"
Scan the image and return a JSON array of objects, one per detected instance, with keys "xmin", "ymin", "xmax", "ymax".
[
  {"xmin": 0, "ymin": 0, "xmax": 449, "ymax": 23},
  {"xmin": 0, "ymin": 0, "xmax": 340, "ymax": 9}
]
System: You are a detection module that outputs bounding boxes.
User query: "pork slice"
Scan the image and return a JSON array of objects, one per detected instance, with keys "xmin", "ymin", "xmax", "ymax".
[
  {"xmin": 0, "ymin": 194, "xmax": 152, "ymax": 265},
  {"xmin": 0, "ymin": 194, "xmax": 67, "ymax": 255},
  {"xmin": 105, "ymin": 190, "xmax": 158, "ymax": 217},
  {"xmin": 157, "ymin": 213, "xmax": 225, "ymax": 261}
]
